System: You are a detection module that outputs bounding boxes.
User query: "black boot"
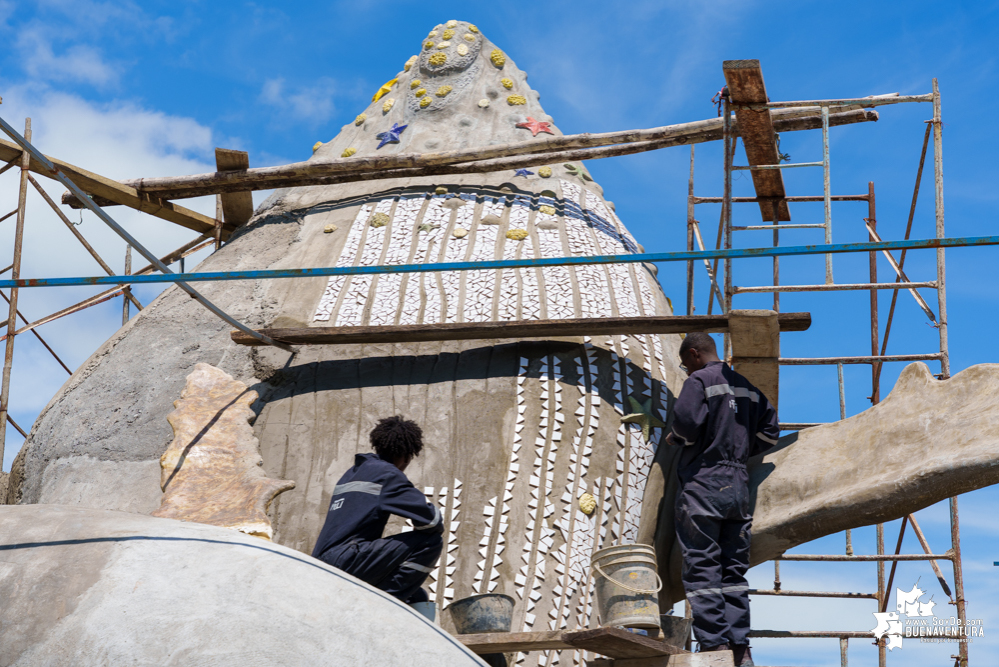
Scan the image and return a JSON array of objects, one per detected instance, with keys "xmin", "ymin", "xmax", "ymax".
[{"xmin": 732, "ymin": 644, "xmax": 754, "ymax": 666}]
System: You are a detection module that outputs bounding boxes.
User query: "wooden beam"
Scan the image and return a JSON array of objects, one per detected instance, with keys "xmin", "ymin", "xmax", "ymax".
[
  {"xmin": 229, "ymin": 313, "xmax": 811, "ymax": 346},
  {"xmin": 457, "ymin": 627, "xmax": 681, "ymax": 659},
  {"xmin": 214, "ymin": 148, "xmax": 254, "ymax": 227},
  {"xmin": 723, "ymin": 59, "xmax": 791, "ymax": 222},
  {"xmin": 0, "ymin": 137, "xmax": 228, "ymax": 237}
]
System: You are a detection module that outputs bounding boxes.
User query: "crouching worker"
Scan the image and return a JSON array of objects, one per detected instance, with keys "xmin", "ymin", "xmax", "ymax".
[
  {"xmin": 312, "ymin": 415, "xmax": 443, "ymax": 605},
  {"xmin": 665, "ymin": 333, "xmax": 780, "ymax": 667}
]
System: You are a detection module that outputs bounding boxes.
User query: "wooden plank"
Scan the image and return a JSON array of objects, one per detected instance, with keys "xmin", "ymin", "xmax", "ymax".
[
  {"xmin": 229, "ymin": 313, "xmax": 812, "ymax": 346},
  {"xmin": 723, "ymin": 59, "xmax": 791, "ymax": 222},
  {"xmin": 729, "ymin": 309, "xmax": 780, "ymax": 409},
  {"xmin": 458, "ymin": 630, "xmax": 569, "ymax": 654},
  {"xmin": 564, "ymin": 627, "xmax": 681, "ymax": 658},
  {"xmin": 587, "ymin": 653, "xmax": 732, "ymax": 667},
  {"xmin": 0, "ymin": 137, "xmax": 227, "ymax": 237},
  {"xmin": 214, "ymin": 148, "xmax": 254, "ymax": 228}
]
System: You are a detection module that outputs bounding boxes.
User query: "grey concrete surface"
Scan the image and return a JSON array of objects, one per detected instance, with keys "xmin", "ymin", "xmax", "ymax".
[{"xmin": 0, "ymin": 504, "xmax": 484, "ymax": 667}]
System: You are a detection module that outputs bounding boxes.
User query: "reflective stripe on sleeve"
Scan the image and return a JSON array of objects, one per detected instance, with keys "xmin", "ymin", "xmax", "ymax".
[
  {"xmin": 756, "ymin": 431, "xmax": 779, "ymax": 445},
  {"xmin": 401, "ymin": 561, "xmax": 435, "ymax": 574},
  {"xmin": 704, "ymin": 384, "xmax": 759, "ymax": 402},
  {"xmin": 671, "ymin": 429, "xmax": 693, "ymax": 446},
  {"xmin": 686, "ymin": 587, "xmax": 723, "ymax": 599},
  {"xmin": 414, "ymin": 504, "xmax": 441, "ymax": 531},
  {"xmin": 333, "ymin": 481, "xmax": 383, "ymax": 496}
]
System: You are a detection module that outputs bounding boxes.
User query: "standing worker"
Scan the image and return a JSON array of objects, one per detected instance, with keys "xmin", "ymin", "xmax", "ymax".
[
  {"xmin": 665, "ymin": 333, "xmax": 780, "ymax": 667},
  {"xmin": 312, "ymin": 415, "xmax": 443, "ymax": 607}
]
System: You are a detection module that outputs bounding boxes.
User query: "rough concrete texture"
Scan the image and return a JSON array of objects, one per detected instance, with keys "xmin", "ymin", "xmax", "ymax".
[
  {"xmin": 655, "ymin": 362, "xmax": 999, "ymax": 604},
  {"xmin": 0, "ymin": 504, "xmax": 482, "ymax": 666},
  {"xmin": 16, "ymin": 21, "xmax": 685, "ymax": 654},
  {"xmin": 151, "ymin": 363, "xmax": 295, "ymax": 540}
]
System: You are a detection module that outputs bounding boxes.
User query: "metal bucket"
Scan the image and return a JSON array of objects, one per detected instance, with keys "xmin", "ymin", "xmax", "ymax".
[
  {"xmin": 448, "ymin": 594, "xmax": 515, "ymax": 635},
  {"xmin": 591, "ymin": 543, "xmax": 662, "ymax": 629}
]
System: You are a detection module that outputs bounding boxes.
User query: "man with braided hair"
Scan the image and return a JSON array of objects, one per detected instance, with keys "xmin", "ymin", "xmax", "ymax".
[
  {"xmin": 312, "ymin": 415, "xmax": 443, "ymax": 605},
  {"xmin": 665, "ymin": 333, "xmax": 780, "ymax": 667}
]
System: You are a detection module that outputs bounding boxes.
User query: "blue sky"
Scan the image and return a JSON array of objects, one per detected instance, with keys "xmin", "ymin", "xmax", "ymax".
[{"xmin": 1, "ymin": 1, "xmax": 998, "ymax": 664}]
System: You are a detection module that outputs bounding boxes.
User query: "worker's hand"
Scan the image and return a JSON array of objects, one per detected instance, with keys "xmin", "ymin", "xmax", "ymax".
[{"xmin": 665, "ymin": 432, "xmax": 676, "ymax": 447}]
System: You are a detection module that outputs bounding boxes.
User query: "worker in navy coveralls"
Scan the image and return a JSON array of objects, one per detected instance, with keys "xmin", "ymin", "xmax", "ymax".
[
  {"xmin": 665, "ymin": 333, "xmax": 780, "ymax": 667},
  {"xmin": 312, "ymin": 415, "xmax": 443, "ymax": 604}
]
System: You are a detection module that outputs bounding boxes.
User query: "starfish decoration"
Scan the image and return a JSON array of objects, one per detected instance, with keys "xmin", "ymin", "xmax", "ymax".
[
  {"xmin": 564, "ymin": 162, "xmax": 593, "ymax": 182},
  {"xmin": 514, "ymin": 168, "xmax": 534, "ymax": 177},
  {"xmin": 516, "ymin": 116, "xmax": 554, "ymax": 137},
  {"xmin": 417, "ymin": 222, "xmax": 440, "ymax": 233},
  {"xmin": 621, "ymin": 395, "xmax": 665, "ymax": 443},
  {"xmin": 375, "ymin": 122, "xmax": 408, "ymax": 149}
]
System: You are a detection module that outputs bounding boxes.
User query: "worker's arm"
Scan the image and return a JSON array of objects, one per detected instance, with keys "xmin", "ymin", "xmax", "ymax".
[
  {"xmin": 751, "ymin": 393, "xmax": 780, "ymax": 457},
  {"xmin": 668, "ymin": 376, "xmax": 708, "ymax": 447},
  {"xmin": 379, "ymin": 473, "xmax": 444, "ymax": 535}
]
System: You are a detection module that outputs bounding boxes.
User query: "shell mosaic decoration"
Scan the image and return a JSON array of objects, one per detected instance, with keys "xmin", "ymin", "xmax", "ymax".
[
  {"xmin": 404, "ymin": 55, "xmax": 418, "ymax": 71},
  {"xmin": 323, "ymin": 224, "xmax": 337, "ymax": 234},
  {"xmin": 507, "ymin": 95, "xmax": 527, "ymax": 105},
  {"xmin": 341, "ymin": 147, "xmax": 357, "ymax": 158},
  {"xmin": 539, "ymin": 204, "xmax": 556, "ymax": 216},
  {"xmin": 506, "ymin": 228, "xmax": 529, "ymax": 241},
  {"xmin": 436, "ymin": 85, "xmax": 453, "ymax": 97},
  {"xmin": 442, "ymin": 29, "xmax": 455, "ymax": 40},
  {"xmin": 429, "ymin": 52, "xmax": 447, "ymax": 66},
  {"xmin": 468, "ymin": 23, "xmax": 479, "ymax": 32},
  {"xmin": 446, "ymin": 19, "xmax": 458, "ymax": 28},
  {"xmin": 424, "ymin": 40, "xmax": 434, "ymax": 50},
  {"xmin": 414, "ymin": 88, "xmax": 427, "ymax": 98},
  {"xmin": 453, "ymin": 228, "xmax": 468, "ymax": 238},
  {"xmin": 538, "ymin": 166, "xmax": 553, "ymax": 178},
  {"xmin": 312, "ymin": 141, "xmax": 322, "ymax": 152},
  {"xmin": 382, "ymin": 98, "xmax": 395, "ymax": 113},
  {"xmin": 579, "ymin": 492, "xmax": 597, "ymax": 516},
  {"xmin": 435, "ymin": 186, "xmax": 448, "ymax": 195},
  {"xmin": 411, "ymin": 79, "xmax": 422, "ymax": 89},
  {"xmin": 501, "ymin": 78, "xmax": 514, "ymax": 89},
  {"xmin": 478, "ymin": 98, "xmax": 490, "ymax": 108},
  {"xmin": 354, "ymin": 113, "xmax": 367, "ymax": 126},
  {"xmin": 420, "ymin": 97, "xmax": 432, "ymax": 108},
  {"xmin": 457, "ymin": 44, "xmax": 468, "ymax": 56},
  {"xmin": 463, "ymin": 33, "xmax": 475, "ymax": 42},
  {"xmin": 490, "ymin": 48, "xmax": 505, "ymax": 67},
  {"xmin": 436, "ymin": 41, "xmax": 450, "ymax": 49},
  {"xmin": 369, "ymin": 212, "xmax": 390, "ymax": 228}
]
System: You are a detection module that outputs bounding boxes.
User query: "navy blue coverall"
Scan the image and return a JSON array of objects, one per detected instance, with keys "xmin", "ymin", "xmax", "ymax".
[
  {"xmin": 669, "ymin": 361, "xmax": 780, "ymax": 648},
  {"xmin": 312, "ymin": 453, "xmax": 444, "ymax": 603}
]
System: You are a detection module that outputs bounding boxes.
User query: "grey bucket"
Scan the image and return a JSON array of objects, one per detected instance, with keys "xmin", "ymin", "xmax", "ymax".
[
  {"xmin": 410, "ymin": 600, "xmax": 437, "ymax": 623},
  {"xmin": 449, "ymin": 594, "xmax": 515, "ymax": 634},
  {"xmin": 591, "ymin": 543, "xmax": 662, "ymax": 629}
]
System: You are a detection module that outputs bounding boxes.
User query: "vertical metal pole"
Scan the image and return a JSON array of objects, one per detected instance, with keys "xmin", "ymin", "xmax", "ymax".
[
  {"xmin": 877, "ymin": 522, "xmax": 886, "ymax": 667},
  {"xmin": 932, "ymin": 79, "xmax": 950, "ymax": 378},
  {"xmin": 122, "ymin": 244, "xmax": 131, "ymax": 325},
  {"xmin": 687, "ymin": 146, "xmax": 695, "ymax": 316},
  {"xmin": 0, "ymin": 118, "xmax": 30, "ymax": 470},
  {"xmin": 837, "ymin": 363, "xmax": 846, "ymax": 420},
  {"xmin": 839, "ymin": 637, "xmax": 848, "ymax": 667},
  {"xmin": 845, "ymin": 529, "xmax": 853, "ymax": 556},
  {"xmin": 773, "ymin": 208, "xmax": 780, "ymax": 312},
  {"xmin": 773, "ymin": 560, "xmax": 781, "ymax": 591},
  {"xmin": 723, "ymin": 98, "xmax": 733, "ymax": 359},
  {"xmin": 868, "ymin": 183, "xmax": 880, "ymax": 404},
  {"xmin": 214, "ymin": 194, "xmax": 224, "ymax": 251},
  {"xmin": 822, "ymin": 106, "xmax": 833, "ymax": 284},
  {"xmin": 950, "ymin": 496, "xmax": 968, "ymax": 667}
]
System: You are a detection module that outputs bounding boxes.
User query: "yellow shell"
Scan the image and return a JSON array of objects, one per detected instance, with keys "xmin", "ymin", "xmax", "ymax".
[
  {"xmin": 370, "ymin": 212, "xmax": 390, "ymax": 228},
  {"xmin": 424, "ymin": 40, "xmax": 434, "ymax": 50},
  {"xmin": 478, "ymin": 98, "xmax": 490, "ymax": 108},
  {"xmin": 414, "ymin": 88, "xmax": 426, "ymax": 98},
  {"xmin": 442, "ymin": 29, "xmax": 455, "ymax": 40},
  {"xmin": 446, "ymin": 20, "xmax": 457, "ymax": 28},
  {"xmin": 490, "ymin": 48, "xmax": 505, "ymax": 67},
  {"xmin": 411, "ymin": 79, "xmax": 422, "ymax": 89},
  {"xmin": 452, "ymin": 228, "xmax": 468, "ymax": 238},
  {"xmin": 404, "ymin": 55, "xmax": 418, "ymax": 71},
  {"xmin": 435, "ymin": 186, "xmax": 448, "ymax": 195},
  {"xmin": 429, "ymin": 52, "xmax": 447, "ymax": 66},
  {"xmin": 312, "ymin": 141, "xmax": 322, "ymax": 152},
  {"xmin": 579, "ymin": 493, "xmax": 597, "ymax": 515},
  {"xmin": 456, "ymin": 44, "xmax": 468, "ymax": 56},
  {"xmin": 538, "ymin": 166, "xmax": 553, "ymax": 178},
  {"xmin": 382, "ymin": 98, "xmax": 395, "ymax": 113},
  {"xmin": 539, "ymin": 204, "xmax": 556, "ymax": 215},
  {"xmin": 323, "ymin": 224, "xmax": 338, "ymax": 234},
  {"xmin": 500, "ymin": 78, "xmax": 514, "ymax": 89},
  {"xmin": 506, "ymin": 228, "xmax": 529, "ymax": 241},
  {"xmin": 463, "ymin": 33, "xmax": 475, "ymax": 42},
  {"xmin": 436, "ymin": 41, "xmax": 451, "ymax": 49},
  {"xmin": 468, "ymin": 24, "xmax": 479, "ymax": 33},
  {"xmin": 354, "ymin": 113, "xmax": 366, "ymax": 126},
  {"xmin": 506, "ymin": 95, "xmax": 527, "ymax": 105},
  {"xmin": 341, "ymin": 147, "xmax": 357, "ymax": 158},
  {"xmin": 427, "ymin": 30, "xmax": 438, "ymax": 38},
  {"xmin": 436, "ymin": 85, "xmax": 453, "ymax": 97},
  {"xmin": 420, "ymin": 97, "xmax": 432, "ymax": 108}
]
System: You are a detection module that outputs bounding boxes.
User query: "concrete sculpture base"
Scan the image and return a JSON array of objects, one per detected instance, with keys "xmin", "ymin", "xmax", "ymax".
[{"xmin": 0, "ymin": 504, "xmax": 481, "ymax": 667}]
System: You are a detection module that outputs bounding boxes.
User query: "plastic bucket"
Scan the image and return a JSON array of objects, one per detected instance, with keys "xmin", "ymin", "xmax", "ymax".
[
  {"xmin": 449, "ymin": 594, "xmax": 515, "ymax": 634},
  {"xmin": 591, "ymin": 543, "xmax": 662, "ymax": 629}
]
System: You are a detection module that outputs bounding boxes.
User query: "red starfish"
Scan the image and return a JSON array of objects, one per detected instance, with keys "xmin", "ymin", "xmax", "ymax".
[{"xmin": 516, "ymin": 116, "xmax": 554, "ymax": 137}]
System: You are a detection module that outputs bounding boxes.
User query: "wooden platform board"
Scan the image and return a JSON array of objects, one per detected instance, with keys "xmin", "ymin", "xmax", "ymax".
[{"xmin": 457, "ymin": 626, "xmax": 685, "ymax": 659}]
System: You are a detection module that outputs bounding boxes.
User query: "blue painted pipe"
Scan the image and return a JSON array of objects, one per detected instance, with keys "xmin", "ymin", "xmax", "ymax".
[{"xmin": 2, "ymin": 235, "xmax": 997, "ymax": 289}]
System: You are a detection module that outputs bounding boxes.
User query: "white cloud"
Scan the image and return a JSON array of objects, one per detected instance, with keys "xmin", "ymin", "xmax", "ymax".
[
  {"xmin": 259, "ymin": 76, "xmax": 338, "ymax": 123},
  {"xmin": 17, "ymin": 29, "xmax": 121, "ymax": 88}
]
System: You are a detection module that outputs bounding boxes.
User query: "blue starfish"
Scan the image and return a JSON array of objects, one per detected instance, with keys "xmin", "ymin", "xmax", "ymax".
[
  {"xmin": 514, "ymin": 168, "xmax": 534, "ymax": 177},
  {"xmin": 375, "ymin": 122, "xmax": 407, "ymax": 149}
]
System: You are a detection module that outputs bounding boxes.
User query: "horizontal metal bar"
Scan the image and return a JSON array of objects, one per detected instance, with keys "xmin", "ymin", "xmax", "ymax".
[
  {"xmin": 736, "ymin": 93, "xmax": 933, "ymax": 110},
  {"xmin": 735, "ymin": 281, "xmax": 936, "ymax": 293},
  {"xmin": 750, "ymin": 630, "xmax": 873, "ymax": 639},
  {"xmin": 1, "ymin": 235, "xmax": 997, "ymax": 290},
  {"xmin": 733, "ymin": 224, "xmax": 826, "ymax": 231},
  {"xmin": 733, "ymin": 161, "xmax": 823, "ymax": 170},
  {"xmin": 778, "ymin": 423, "xmax": 825, "ymax": 430},
  {"xmin": 778, "ymin": 552, "xmax": 952, "ymax": 562},
  {"xmin": 749, "ymin": 589, "xmax": 878, "ymax": 600},
  {"xmin": 692, "ymin": 194, "xmax": 870, "ymax": 204},
  {"xmin": 779, "ymin": 353, "xmax": 942, "ymax": 365}
]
